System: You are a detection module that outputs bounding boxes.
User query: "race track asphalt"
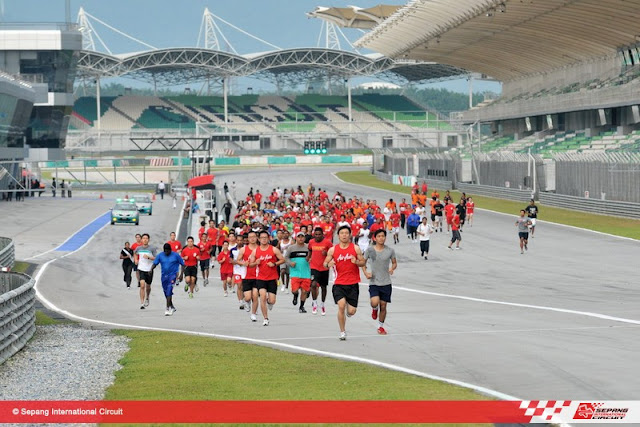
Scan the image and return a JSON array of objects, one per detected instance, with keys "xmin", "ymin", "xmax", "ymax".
[{"xmin": 4, "ymin": 166, "xmax": 639, "ymax": 400}]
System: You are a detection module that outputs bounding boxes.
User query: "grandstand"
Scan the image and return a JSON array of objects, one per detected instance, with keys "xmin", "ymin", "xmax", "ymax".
[{"xmin": 356, "ymin": 0, "xmax": 640, "ymax": 156}]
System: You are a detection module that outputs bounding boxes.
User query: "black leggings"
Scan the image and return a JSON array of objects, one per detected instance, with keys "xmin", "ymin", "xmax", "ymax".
[
  {"xmin": 420, "ymin": 240, "xmax": 430, "ymax": 255},
  {"xmin": 122, "ymin": 262, "xmax": 133, "ymax": 286},
  {"xmin": 407, "ymin": 225, "xmax": 417, "ymax": 240}
]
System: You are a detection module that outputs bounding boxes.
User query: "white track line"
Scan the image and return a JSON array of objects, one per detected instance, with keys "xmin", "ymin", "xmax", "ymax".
[
  {"xmin": 393, "ymin": 285, "xmax": 640, "ymax": 325},
  {"xmin": 331, "ymin": 172, "xmax": 640, "ymax": 243}
]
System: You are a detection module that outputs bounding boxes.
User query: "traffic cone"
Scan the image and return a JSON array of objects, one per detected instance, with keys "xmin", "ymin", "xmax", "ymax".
[
  {"xmin": 99, "ymin": 193, "xmax": 103, "ymax": 199},
  {"xmin": 181, "ymin": 194, "xmax": 185, "ymax": 201},
  {"xmin": 125, "ymin": 194, "xmax": 129, "ymax": 199},
  {"xmin": 152, "ymin": 193, "xmax": 156, "ymax": 201}
]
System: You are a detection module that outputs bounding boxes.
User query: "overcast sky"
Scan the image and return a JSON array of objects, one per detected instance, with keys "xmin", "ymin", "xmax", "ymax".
[{"xmin": 3, "ymin": 0, "xmax": 501, "ymax": 94}]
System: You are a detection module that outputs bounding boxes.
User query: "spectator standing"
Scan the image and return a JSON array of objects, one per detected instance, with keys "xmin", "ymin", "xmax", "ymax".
[{"xmin": 158, "ymin": 180, "xmax": 166, "ymax": 200}]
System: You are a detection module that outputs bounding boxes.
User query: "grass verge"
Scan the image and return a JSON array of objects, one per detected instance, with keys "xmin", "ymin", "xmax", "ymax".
[
  {"xmin": 104, "ymin": 330, "xmax": 490, "ymax": 426},
  {"xmin": 336, "ymin": 170, "xmax": 640, "ymax": 240},
  {"xmin": 35, "ymin": 310, "xmax": 62, "ymax": 326}
]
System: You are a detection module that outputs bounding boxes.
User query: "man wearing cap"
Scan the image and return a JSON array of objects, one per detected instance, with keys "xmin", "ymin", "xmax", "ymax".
[
  {"xmin": 284, "ymin": 232, "xmax": 312, "ymax": 313},
  {"xmin": 152, "ymin": 243, "xmax": 185, "ymax": 316}
]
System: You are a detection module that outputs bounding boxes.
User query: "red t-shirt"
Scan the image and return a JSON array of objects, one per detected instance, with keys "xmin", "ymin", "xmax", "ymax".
[
  {"xmin": 242, "ymin": 245, "xmax": 258, "ymax": 280},
  {"xmin": 350, "ymin": 222, "xmax": 361, "ymax": 237},
  {"xmin": 216, "ymin": 229, "xmax": 228, "ymax": 247},
  {"xmin": 332, "ymin": 243, "xmax": 360, "ymax": 285},
  {"xmin": 207, "ymin": 227, "xmax": 218, "ymax": 242},
  {"xmin": 198, "ymin": 241, "xmax": 212, "ymax": 260},
  {"xmin": 217, "ymin": 250, "xmax": 233, "ymax": 274},
  {"xmin": 445, "ymin": 204, "xmax": 455, "ymax": 218},
  {"xmin": 198, "ymin": 227, "xmax": 205, "ymax": 241},
  {"xmin": 181, "ymin": 246, "xmax": 200, "ymax": 267},
  {"xmin": 167, "ymin": 240, "xmax": 182, "ymax": 253},
  {"xmin": 451, "ymin": 215, "xmax": 461, "ymax": 231},
  {"xmin": 255, "ymin": 245, "xmax": 279, "ymax": 281},
  {"xmin": 466, "ymin": 201, "xmax": 475, "ymax": 213},
  {"xmin": 369, "ymin": 222, "xmax": 384, "ymax": 238},
  {"xmin": 255, "ymin": 193, "xmax": 263, "ymax": 203},
  {"xmin": 308, "ymin": 239, "xmax": 332, "ymax": 271},
  {"xmin": 390, "ymin": 213, "xmax": 401, "ymax": 227},
  {"xmin": 399, "ymin": 202, "xmax": 409, "ymax": 213}
]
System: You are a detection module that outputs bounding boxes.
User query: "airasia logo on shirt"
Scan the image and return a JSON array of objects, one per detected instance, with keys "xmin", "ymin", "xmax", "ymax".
[
  {"xmin": 336, "ymin": 254, "xmax": 354, "ymax": 262},
  {"xmin": 258, "ymin": 254, "xmax": 273, "ymax": 262}
]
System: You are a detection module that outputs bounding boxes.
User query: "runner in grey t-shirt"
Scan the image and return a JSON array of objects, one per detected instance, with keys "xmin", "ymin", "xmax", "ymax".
[
  {"xmin": 362, "ymin": 229, "xmax": 397, "ymax": 335},
  {"xmin": 515, "ymin": 209, "xmax": 532, "ymax": 255}
]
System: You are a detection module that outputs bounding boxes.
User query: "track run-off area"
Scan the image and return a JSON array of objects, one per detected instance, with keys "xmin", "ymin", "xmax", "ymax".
[{"xmin": 4, "ymin": 166, "xmax": 639, "ymax": 401}]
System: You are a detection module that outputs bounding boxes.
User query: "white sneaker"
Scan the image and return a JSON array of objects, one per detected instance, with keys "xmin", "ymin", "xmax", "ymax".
[
  {"xmin": 312, "ymin": 303, "xmax": 317, "ymax": 315},
  {"xmin": 224, "ymin": 291, "xmax": 228, "ymax": 297},
  {"xmin": 284, "ymin": 288, "xmax": 289, "ymax": 294},
  {"xmin": 263, "ymin": 319, "xmax": 269, "ymax": 326},
  {"xmin": 169, "ymin": 307, "xmax": 176, "ymax": 315},
  {"xmin": 244, "ymin": 301, "xmax": 251, "ymax": 312},
  {"xmin": 195, "ymin": 284, "xmax": 200, "ymax": 292},
  {"xmin": 204, "ymin": 279, "xmax": 208, "ymax": 287},
  {"xmin": 144, "ymin": 298, "xmax": 149, "ymax": 307},
  {"xmin": 164, "ymin": 309, "xmax": 170, "ymax": 316},
  {"xmin": 321, "ymin": 305, "xmax": 326, "ymax": 316},
  {"xmin": 455, "ymin": 247, "xmax": 461, "ymax": 250},
  {"xmin": 339, "ymin": 331, "xmax": 347, "ymax": 341},
  {"xmin": 250, "ymin": 313, "xmax": 257, "ymax": 322}
]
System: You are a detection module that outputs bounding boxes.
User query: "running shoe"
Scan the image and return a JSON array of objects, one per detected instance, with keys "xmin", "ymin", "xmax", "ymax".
[
  {"xmin": 184, "ymin": 283, "xmax": 188, "ymax": 292},
  {"xmin": 524, "ymin": 243, "xmax": 528, "ymax": 251},
  {"xmin": 321, "ymin": 306, "xmax": 326, "ymax": 316},
  {"xmin": 455, "ymin": 247, "xmax": 461, "ymax": 250},
  {"xmin": 521, "ymin": 250, "xmax": 524, "ymax": 254},
  {"xmin": 245, "ymin": 301, "xmax": 251, "ymax": 312},
  {"xmin": 280, "ymin": 285, "xmax": 285, "ymax": 293},
  {"xmin": 424, "ymin": 256, "xmax": 428, "ymax": 260},
  {"xmin": 239, "ymin": 302, "xmax": 245, "ymax": 310},
  {"xmin": 140, "ymin": 305, "xmax": 145, "ymax": 310},
  {"xmin": 189, "ymin": 292, "xmax": 194, "ymax": 299},
  {"xmin": 250, "ymin": 313, "xmax": 257, "ymax": 322},
  {"xmin": 195, "ymin": 284, "xmax": 200, "ymax": 292},
  {"xmin": 224, "ymin": 291, "xmax": 228, "ymax": 297},
  {"xmin": 292, "ymin": 293, "xmax": 298, "ymax": 306},
  {"xmin": 372, "ymin": 308, "xmax": 378, "ymax": 320},
  {"xmin": 312, "ymin": 303, "xmax": 317, "ymax": 315},
  {"xmin": 164, "ymin": 309, "xmax": 170, "ymax": 316},
  {"xmin": 377, "ymin": 327, "xmax": 387, "ymax": 335},
  {"xmin": 263, "ymin": 319, "xmax": 269, "ymax": 326},
  {"xmin": 204, "ymin": 278, "xmax": 208, "ymax": 286},
  {"xmin": 339, "ymin": 331, "xmax": 347, "ymax": 341},
  {"xmin": 144, "ymin": 298, "xmax": 149, "ymax": 307},
  {"xmin": 168, "ymin": 307, "xmax": 176, "ymax": 316},
  {"xmin": 299, "ymin": 306, "xmax": 307, "ymax": 313},
  {"xmin": 267, "ymin": 302, "xmax": 273, "ymax": 311}
]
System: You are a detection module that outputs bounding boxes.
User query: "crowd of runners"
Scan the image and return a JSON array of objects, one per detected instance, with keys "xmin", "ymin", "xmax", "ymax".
[{"xmin": 118, "ymin": 181, "xmax": 540, "ymax": 339}]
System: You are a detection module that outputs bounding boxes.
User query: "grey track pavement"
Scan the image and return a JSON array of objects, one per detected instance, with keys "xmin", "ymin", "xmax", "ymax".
[{"xmin": 7, "ymin": 167, "xmax": 640, "ymax": 401}]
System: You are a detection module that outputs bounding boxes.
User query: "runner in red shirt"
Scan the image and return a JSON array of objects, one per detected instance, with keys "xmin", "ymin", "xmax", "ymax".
[
  {"xmin": 166, "ymin": 232, "xmax": 182, "ymax": 253},
  {"xmin": 324, "ymin": 225, "xmax": 365, "ymax": 340},
  {"xmin": 217, "ymin": 241, "xmax": 234, "ymax": 296},
  {"xmin": 206, "ymin": 220, "xmax": 218, "ymax": 256},
  {"xmin": 237, "ymin": 230, "xmax": 259, "ymax": 321},
  {"xmin": 216, "ymin": 223, "xmax": 228, "ymax": 250},
  {"xmin": 254, "ymin": 190, "xmax": 263, "ymax": 209},
  {"xmin": 447, "ymin": 214, "xmax": 462, "ymax": 250},
  {"xmin": 198, "ymin": 233, "xmax": 213, "ymax": 287},
  {"xmin": 250, "ymin": 230, "xmax": 285, "ymax": 326},
  {"xmin": 308, "ymin": 227, "xmax": 333, "ymax": 315},
  {"xmin": 180, "ymin": 236, "xmax": 200, "ymax": 298},
  {"xmin": 398, "ymin": 198, "xmax": 409, "ymax": 230},
  {"xmin": 389, "ymin": 210, "xmax": 401, "ymax": 244},
  {"xmin": 466, "ymin": 197, "xmax": 475, "ymax": 227}
]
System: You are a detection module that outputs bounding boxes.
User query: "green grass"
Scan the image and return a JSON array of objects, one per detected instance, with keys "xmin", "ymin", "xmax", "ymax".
[
  {"xmin": 336, "ymin": 171, "xmax": 640, "ymax": 240},
  {"xmin": 35, "ymin": 310, "xmax": 62, "ymax": 326},
  {"xmin": 106, "ymin": 330, "xmax": 488, "ymax": 402},
  {"xmin": 11, "ymin": 261, "xmax": 31, "ymax": 274}
]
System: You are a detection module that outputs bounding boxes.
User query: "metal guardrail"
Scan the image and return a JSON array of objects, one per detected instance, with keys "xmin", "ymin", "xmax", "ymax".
[
  {"xmin": 538, "ymin": 193, "xmax": 640, "ymax": 219},
  {"xmin": 456, "ymin": 183, "xmax": 533, "ymax": 203},
  {"xmin": 0, "ymin": 273, "xmax": 36, "ymax": 365},
  {"xmin": 0, "ymin": 237, "xmax": 15, "ymax": 270}
]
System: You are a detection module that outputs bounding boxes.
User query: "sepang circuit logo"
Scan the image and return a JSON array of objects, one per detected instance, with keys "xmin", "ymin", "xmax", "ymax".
[{"xmin": 574, "ymin": 402, "xmax": 628, "ymax": 420}]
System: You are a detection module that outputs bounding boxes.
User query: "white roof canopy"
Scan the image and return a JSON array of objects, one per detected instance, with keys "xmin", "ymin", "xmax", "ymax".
[
  {"xmin": 356, "ymin": 0, "xmax": 640, "ymax": 81},
  {"xmin": 307, "ymin": 5, "xmax": 402, "ymax": 29}
]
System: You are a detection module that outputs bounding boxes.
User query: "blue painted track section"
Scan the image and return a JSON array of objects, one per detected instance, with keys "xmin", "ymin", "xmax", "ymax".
[{"xmin": 54, "ymin": 211, "xmax": 111, "ymax": 252}]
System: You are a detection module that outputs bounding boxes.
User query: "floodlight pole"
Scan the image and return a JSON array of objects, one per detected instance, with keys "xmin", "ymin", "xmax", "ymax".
[
  {"xmin": 95, "ymin": 76, "xmax": 101, "ymax": 131},
  {"xmin": 223, "ymin": 77, "xmax": 229, "ymax": 129},
  {"xmin": 347, "ymin": 78, "xmax": 352, "ymax": 122}
]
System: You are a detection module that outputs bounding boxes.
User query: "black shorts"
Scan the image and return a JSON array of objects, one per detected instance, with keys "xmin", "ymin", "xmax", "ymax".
[
  {"xmin": 184, "ymin": 266, "xmax": 198, "ymax": 277},
  {"xmin": 369, "ymin": 284, "xmax": 392, "ymax": 303},
  {"xmin": 256, "ymin": 279, "xmax": 278, "ymax": 294},
  {"xmin": 311, "ymin": 269, "xmax": 329, "ymax": 287},
  {"xmin": 199, "ymin": 259, "xmax": 210, "ymax": 271},
  {"xmin": 451, "ymin": 230, "xmax": 461, "ymax": 242},
  {"xmin": 431, "ymin": 213, "xmax": 436, "ymax": 222},
  {"xmin": 242, "ymin": 278, "xmax": 257, "ymax": 292},
  {"xmin": 139, "ymin": 270, "xmax": 153, "ymax": 285},
  {"xmin": 332, "ymin": 284, "xmax": 359, "ymax": 307},
  {"xmin": 519, "ymin": 232, "xmax": 529, "ymax": 240}
]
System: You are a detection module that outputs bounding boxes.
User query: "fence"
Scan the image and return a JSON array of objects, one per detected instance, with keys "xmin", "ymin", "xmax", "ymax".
[
  {"xmin": 0, "ymin": 237, "xmax": 14, "ymax": 270},
  {"xmin": 0, "ymin": 273, "xmax": 36, "ymax": 365},
  {"xmin": 554, "ymin": 152, "xmax": 640, "ymax": 203}
]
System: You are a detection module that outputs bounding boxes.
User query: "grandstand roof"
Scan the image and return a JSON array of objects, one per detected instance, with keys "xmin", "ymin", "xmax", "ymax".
[
  {"xmin": 356, "ymin": 0, "xmax": 640, "ymax": 81},
  {"xmin": 76, "ymin": 47, "xmax": 468, "ymax": 86},
  {"xmin": 306, "ymin": 5, "xmax": 402, "ymax": 29}
]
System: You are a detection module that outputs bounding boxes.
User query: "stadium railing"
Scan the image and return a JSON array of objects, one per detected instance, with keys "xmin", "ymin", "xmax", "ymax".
[
  {"xmin": 0, "ymin": 237, "xmax": 15, "ymax": 271},
  {"xmin": 0, "ymin": 272, "xmax": 36, "ymax": 365}
]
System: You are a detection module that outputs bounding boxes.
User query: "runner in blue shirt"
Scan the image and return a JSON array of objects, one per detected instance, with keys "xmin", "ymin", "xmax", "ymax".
[{"xmin": 152, "ymin": 243, "xmax": 185, "ymax": 316}]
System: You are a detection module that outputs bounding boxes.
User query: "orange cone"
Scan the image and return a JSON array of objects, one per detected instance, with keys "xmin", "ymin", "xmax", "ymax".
[
  {"xmin": 99, "ymin": 193, "xmax": 103, "ymax": 199},
  {"xmin": 152, "ymin": 193, "xmax": 156, "ymax": 201},
  {"xmin": 181, "ymin": 194, "xmax": 185, "ymax": 201}
]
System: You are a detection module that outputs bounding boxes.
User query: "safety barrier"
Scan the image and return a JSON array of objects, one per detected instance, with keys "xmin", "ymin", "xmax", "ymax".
[
  {"xmin": 538, "ymin": 193, "xmax": 640, "ymax": 219},
  {"xmin": 456, "ymin": 183, "xmax": 533, "ymax": 203},
  {"xmin": 0, "ymin": 237, "xmax": 15, "ymax": 270},
  {"xmin": 0, "ymin": 273, "xmax": 36, "ymax": 365}
]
